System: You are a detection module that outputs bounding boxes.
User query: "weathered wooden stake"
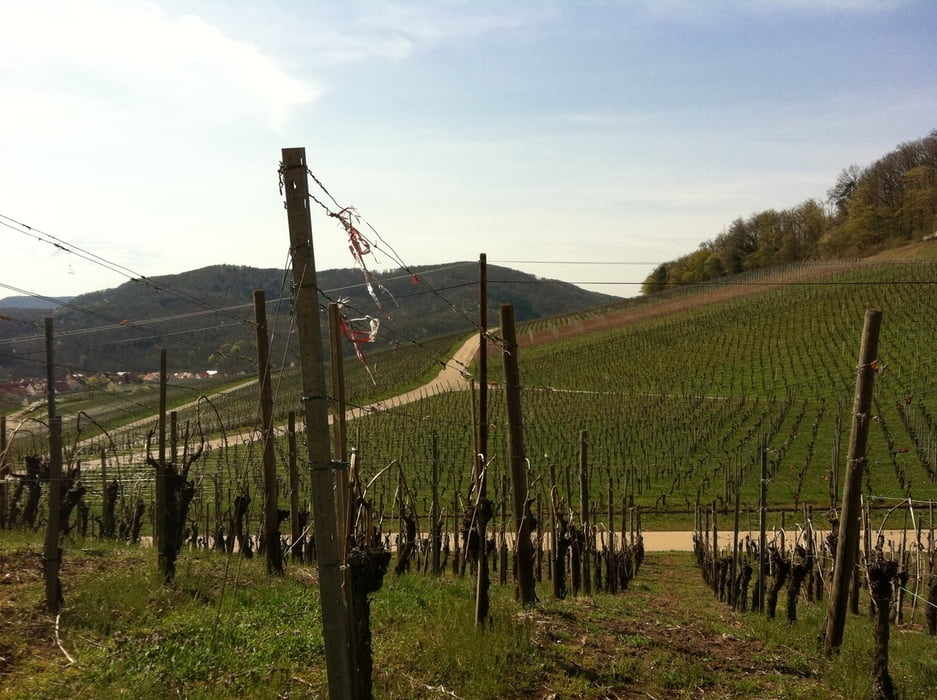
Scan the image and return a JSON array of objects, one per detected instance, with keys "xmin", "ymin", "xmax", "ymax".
[
  {"xmin": 758, "ymin": 441, "xmax": 768, "ymax": 613},
  {"xmin": 431, "ymin": 431, "xmax": 441, "ymax": 576},
  {"xmin": 328, "ymin": 303, "xmax": 351, "ymax": 559},
  {"xmin": 255, "ymin": 290, "xmax": 283, "ymax": 575},
  {"xmin": 42, "ymin": 319, "xmax": 63, "ymax": 611},
  {"xmin": 550, "ymin": 463, "xmax": 564, "ymax": 599},
  {"xmin": 712, "ymin": 502, "xmax": 719, "ymax": 596},
  {"xmin": 500, "ymin": 304, "xmax": 536, "ymax": 606},
  {"xmin": 824, "ymin": 308, "xmax": 882, "ymax": 656},
  {"xmin": 44, "ymin": 416, "xmax": 63, "ymax": 612},
  {"xmin": 156, "ymin": 348, "xmax": 170, "ymax": 579},
  {"xmin": 281, "ymin": 146, "xmax": 354, "ymax": 699},
  {"xmin": 579, "ymin": 430, "xmax": 591, "ymax": 596},
  {"xmin": 475, "ymin": 252, "xmax": 492, "ymax": 624},
  {"xmin": 287, "ymin": 411, "xmax": 302, "ymax": 562}
]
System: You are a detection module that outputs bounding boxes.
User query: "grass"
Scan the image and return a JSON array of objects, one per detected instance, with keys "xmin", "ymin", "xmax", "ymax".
[{"xmin": 2, "ymin": 532, "xmax": 936, "ymax": 699}]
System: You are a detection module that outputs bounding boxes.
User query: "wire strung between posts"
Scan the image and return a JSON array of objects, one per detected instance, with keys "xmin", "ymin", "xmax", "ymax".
[
  {"xmin": 281, "ymin": 163, "xmax": 488, "ymax": 379},
  {"xmin": 0, "ymin": 213, "xmax": 257, "ymax": 329},
  {"xmin": 283, "ymin": 243, "xmax": 481, "ymax": 383},
  {"xmin": 303, "ymin": 168, "xmax": 503, "ymax": 349}
]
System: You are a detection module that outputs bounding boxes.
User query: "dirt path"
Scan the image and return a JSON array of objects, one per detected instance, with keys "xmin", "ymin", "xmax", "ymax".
[{"xmin": 343, "ymin": 333, "xmax": 479, "ymax": 420}]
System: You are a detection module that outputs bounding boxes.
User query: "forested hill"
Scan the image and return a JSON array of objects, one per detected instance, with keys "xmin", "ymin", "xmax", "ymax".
[
  {"xmin": 643, "ymin": 129, "xmax": 937, "ymax": 292},
  {"xmin": 0, "ymin": 262, "xmax": 617, "ymax": 378}
]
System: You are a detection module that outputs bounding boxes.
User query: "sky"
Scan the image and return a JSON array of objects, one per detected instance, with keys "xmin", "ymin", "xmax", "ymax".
[{"xmin": 1, "ymin": 0, "xmax": 935, "ymax": 301}]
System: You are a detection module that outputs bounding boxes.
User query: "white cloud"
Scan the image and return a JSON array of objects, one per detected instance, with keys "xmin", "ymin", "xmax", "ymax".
[{"xmin": 0, "ymin": 0, "xmax": 318, "ymax": 131}]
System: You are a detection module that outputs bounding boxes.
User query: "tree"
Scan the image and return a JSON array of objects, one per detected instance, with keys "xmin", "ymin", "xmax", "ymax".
[
  {"xmin": 897, "ymin": 165, "xmax": 937, "ymax": 239},
  {"xmin": 826, "ymin": 164, "xmax": 864, "ymax": 218},
  {"xmin": 641, "ymin": 263, "xmax": 671, "ymax": 295}
]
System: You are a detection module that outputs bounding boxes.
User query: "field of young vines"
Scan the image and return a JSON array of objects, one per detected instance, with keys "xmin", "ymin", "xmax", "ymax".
[
  {"xmin": 4, "ymin": 259, "xmax": 937, "ymax": 541},
  {"xmin": 334, "ymin": 259, "xmax": 937, "ymax": 529}
]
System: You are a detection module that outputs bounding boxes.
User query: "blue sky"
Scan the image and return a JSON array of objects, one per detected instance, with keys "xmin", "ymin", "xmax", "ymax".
[{"xmin": 1, "ymin": 0, "xmax": 935, "ymax": 300}]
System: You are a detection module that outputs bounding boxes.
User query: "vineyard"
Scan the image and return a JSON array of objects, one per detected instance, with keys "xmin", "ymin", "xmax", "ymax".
[
  {"xmin": 324, "ymin": 258, "xmax": 937, "ymax": 526},
  {"xmin": 7, "ymin": 257, "xmax": 937, "ymax": 528},
  {"xmin": 3, "ymin": 253, "xmax": 937, "ymax": 697}
]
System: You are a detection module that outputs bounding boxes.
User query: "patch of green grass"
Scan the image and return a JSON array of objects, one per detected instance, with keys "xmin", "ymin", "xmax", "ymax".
[
  {"xmin": 4, "ymin": 534, "xmax": 937, "ymax": 699},
  {"xmin": 371, "ymin": 573, "xmax": 540, "ymax": 699},
  {"xmin": 5, "ymin": 545, "xmax": 328, "ymax": 699},
  {"xmin": 67, "ymin": 566, "xmax": 154, "ymax": 636}
]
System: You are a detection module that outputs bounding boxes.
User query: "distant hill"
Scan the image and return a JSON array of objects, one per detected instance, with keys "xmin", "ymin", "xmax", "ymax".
[
  {"xmin": 0, "ymin": 262, "xmax": 618, "ymax": 379},
  {"xmin": 0, "ymin": 295, "xmax": 73, "ymax": 309}
]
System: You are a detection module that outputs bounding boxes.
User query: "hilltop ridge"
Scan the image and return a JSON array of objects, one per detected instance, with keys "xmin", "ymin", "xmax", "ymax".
[{"xmin": 0, "ymin": 262, "xmax": 617, "ymax": 379}]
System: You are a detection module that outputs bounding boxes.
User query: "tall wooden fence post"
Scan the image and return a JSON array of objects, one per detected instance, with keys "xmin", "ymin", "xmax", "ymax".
[
  {"xmin": 431, "ymin": 431, "xmax": 441, "ymax": 576},
  {"xmin": 287, "ymin": 411, "xmax": 302, "ymax": 561},
  {"xmin": 44, "ymin": 416, "xmax": 63, "ymax": 612},
  {"xmin": 43, "ymin": 319, "xmax": 63, "ymax": 611},
  {"xmin": 327, "ymin": 303, "xmax": 350, "ymax": 557},
  {"xmin": 255, "ymin": 290, "xmax": 283, "ymax": 575},
  {"xmin": 579, "ymin": 430, "xmax": 591, "ymax": 595},
  {"xmin": 824, "ymin": 308, "xmax": 882, "ymax": 656},
  {"xmin": 758, "ymin": 441, "xmax": 768, "ymax": 612},
  {"xmin": 475, "ymin": 252, "xmax": 492, "ymax": 625},
  {"xmin": 500, "ymin": 303, "xmax": 536, "ymax": 606},
  {"xmin": 280, "ymin": 147, "xmax": 354, "ymax": 699},
  {"xmin": 156, "ymin": 349, "xmax": 170, "ymax": 580}
]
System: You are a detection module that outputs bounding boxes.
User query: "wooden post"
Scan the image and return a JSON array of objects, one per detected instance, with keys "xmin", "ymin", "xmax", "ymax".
[
  {"xmin": 170, "ymin": 411, "xmax": 178, "ymax": 468},
  {"xmin": 500, "ymin": 304, "xmax": 536, "ymax": 606},
  {"xmin": 328, "ymin": 303, "xmax": 351, "ymax": 560},
  {"xmin": 579, "ymin": 430, "xmax": 591, "ymax": 595},
  {"xmin": 43, "ymin": 318, "xmax": 62, "ymax": 605},
  {"xmin": 45, "ymin": 318, "xmax": 56, "ymax": 422},
  {"xmin": 824, "ymin": 309, "xmax": 882, "ymax": 656},
  {"xmin": 499, "ymin": 473, "xmax": 508, "ymax": 585},
  {"xmin": 287, "ymin": 411, "xmax": 302, "ymax": 561},
  {"xmin": 44, "ymin": 415, "xmax": 63, "ymax": 612},
  {"xmin": 281, "ymin": 146, "xmax": 354, "ymax": 699},
  {"xmin": 156, "ymin": 349, "xmax": 170, "ymax": 579},
  {"xmin": 607, "ymin": 473, "xmax": 615, "ymax": 558},
  {"xmin": 452, "ymin": 492, "xmax": 461, "ymax": 576},
  {"xmin": 478, "ymin": 253, "xmax": 489, "ymax": 483},
  {"xmin": 255, "ymin": 290, "xmax": 283, "ymax": 575},
  {"xmin": 712, "ymin": 503, "xmax": 719, "ymax": 597},
  {"xmin": 731, "ymin": 461, "xmax": 741, "ymax": 608},
  {"xmin": 758, "ymin": 442, "xmax": 768, "ymax": 613},
  {"xmin": 431, "ymin": 431, "xmax": 441, "ymax": 576},
  {"xmin": 536, "ymin": 494, "xmax": 544, "ymax": 583},
  {"xmin": 550, "ymin": 463, "xmax": 563, "ymax": 599},
  {"xmin": 475, "ymin": 252, "xmax": 491, "ymax": 625},
  {"xmin": 831, "ymin": 398, "xmax": 844, "ymax": 508}
]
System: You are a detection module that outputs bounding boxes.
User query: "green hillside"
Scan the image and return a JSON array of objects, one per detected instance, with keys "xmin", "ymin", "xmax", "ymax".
[{"xmin": 343, "ymin": 251, "xmax": 937, "ymax": 524}]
